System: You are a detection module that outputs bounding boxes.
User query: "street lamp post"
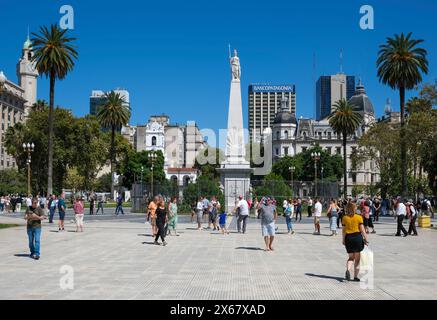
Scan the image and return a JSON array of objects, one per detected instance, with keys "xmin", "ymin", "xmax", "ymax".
[
  {"xmin": 311, "ymin": 152, "xmax": 321, "ymax": 197},
  {"xmin": 148, "ymin": 152, "xmax": 157, "ymax": 197},
  {"xmin": 23, "ymin": 142, "xmax": 35, "ymax": 196},
  {"xmin": 321, "ymin": 166, "xmax": 324, "ymax": 198},
  {"xmin": 289, "ymin": 165, "xmax": 295, "ymax": 194}
]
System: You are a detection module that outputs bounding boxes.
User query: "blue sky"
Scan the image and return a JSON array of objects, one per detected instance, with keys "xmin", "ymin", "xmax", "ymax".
[{"xmin": 1, "ymin": 0, "xmax": 436, "ymax": 137}]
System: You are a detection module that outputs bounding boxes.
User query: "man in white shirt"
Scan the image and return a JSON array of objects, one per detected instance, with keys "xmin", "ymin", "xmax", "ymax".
[
  {"xmin": 236, "ymin": 196, "xmax": 249, "ymax": 234},
  {"xmin": 313, "ymin": 198, "xmax": 322, "ymax": 235},
  {"xmin": 26, "ymin": 196, "xmax": 32, "ymax": 209},
  {"xmin": 395, "ymin": 197, "xmax": 408, "ymax": 237}
]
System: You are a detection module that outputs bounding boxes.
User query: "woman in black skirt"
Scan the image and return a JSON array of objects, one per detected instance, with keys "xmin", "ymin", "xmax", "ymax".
[
  {"xmin": 342, "ymin": 201, "xmax": 368, "ymax": 281},
  {"xmin": 154, "ymin": 198, "xmax": 168, "ymax": 246}
]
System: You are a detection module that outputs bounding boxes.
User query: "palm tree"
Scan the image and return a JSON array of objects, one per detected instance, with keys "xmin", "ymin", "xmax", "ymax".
[
  {"xmin": 376, "ymin": 32, "xmax": 428, "ymax": 196},
  {"xmin": 406, "ymin": 97, "xmax": 432, "ymax": 114},
  {"xmin": 328, "ymin": 99, "xmax": 362, "ymax": 198},
  {"xmin": 31, "ymin": 24, "xmax": 78, "ymax": 195},
  {"xmin": 97, "ymin": 91, "xmax": 131, "ymax": 194}
]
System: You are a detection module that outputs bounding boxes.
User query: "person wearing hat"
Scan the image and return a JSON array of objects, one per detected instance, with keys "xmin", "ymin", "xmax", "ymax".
[{"xmin": 407, "ymin": 200, "xmax": 418, "ymax": 236}]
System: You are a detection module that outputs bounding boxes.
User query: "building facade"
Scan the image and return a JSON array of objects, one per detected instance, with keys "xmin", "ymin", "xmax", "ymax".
[
  {"xmin": 124, "ymin": 115, "xmax": 206, "ymax": 186},
  {"xmin": 316, "ymin": 73, "xmax": 355, "ymax": 120},
  {"xmin": 0, "ymin": 36, "xmax": 38, "ymax": 170},
  {"xmin": 272, "ymin": 81, "xmax": 379, "ymax": 196},
  {"xmin": 248, "ymin": 84, "xmax": 296, "ymax": 143}
]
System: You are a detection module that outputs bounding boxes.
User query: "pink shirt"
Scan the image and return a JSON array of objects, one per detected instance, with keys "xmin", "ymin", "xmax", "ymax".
[{"xmin": 73, "ymin": 201, "xmax": 84, "ymax": 214}]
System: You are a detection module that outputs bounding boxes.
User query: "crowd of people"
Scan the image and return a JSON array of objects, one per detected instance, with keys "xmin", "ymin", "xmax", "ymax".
[{"xmin": 2, "ymin": 188, "xmax": 435, "ymax": 282}]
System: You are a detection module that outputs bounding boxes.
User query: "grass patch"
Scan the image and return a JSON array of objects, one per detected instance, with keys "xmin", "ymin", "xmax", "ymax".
[{"xmin": 0, "ymin": 224, "xmax": 21, "ymax": 229}]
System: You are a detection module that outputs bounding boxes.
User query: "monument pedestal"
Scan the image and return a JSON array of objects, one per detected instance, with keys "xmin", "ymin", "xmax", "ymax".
[{"xmin": 217, "ymin": 162, "xmax": 252, "ymax": 213}]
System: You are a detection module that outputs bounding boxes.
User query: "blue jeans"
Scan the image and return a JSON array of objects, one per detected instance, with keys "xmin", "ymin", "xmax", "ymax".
[
  {"xmin": 115, "ymin": 205, "xmax": 124, "ymax": 215},
  {"xmin": 49, "ymin": 208, "xmax": 55, "ymax": 223},
  {"xmin": 285, "ymin": 215, "xmax": 293, "ymax": 232},
  {"xmin": 27, "ymin": 227, "xmax": 41, "ymax": 256}
]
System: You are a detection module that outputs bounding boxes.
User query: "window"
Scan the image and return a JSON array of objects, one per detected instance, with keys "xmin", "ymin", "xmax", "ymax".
[
  {"xmin": 276, "ymin": 131, "xmax": 280, "ymax": 140},
  {"xmin": 275, "ymin": 148, "xmax": 279, "ymax": 156},
  {"xmin": 284, "ymin": 147, "xmax": 289, "ymax": 155},
  {"xmin": 352, "ymin": 173, "xmax": 357, "ymax": 183},
  {"xmin": 152, "ymin": 136, "xmax": 157, "ymax": 146},
  {"xmin": 328, "ymin": 132, "xmax": 332, "ymax": 139},
  {"xmin": 326, "ymin": 147, "xmax": 332, "ymax": 155},
  {"xmin": 302, "ymin": 147, "xmax": 307, "ymax": 153},
  {"xmin": 284, "ymin": 130, "xmax": 288, "ymax": 139},
  {"xmin": 336, "ymin": 147, "xmax": 341, "ymax": 155}
]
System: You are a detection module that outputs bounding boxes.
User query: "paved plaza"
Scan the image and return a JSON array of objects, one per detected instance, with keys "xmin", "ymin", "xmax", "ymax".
[{"xmin": 0, "ymin": 212, "xmax": 436, "ymax": 300}]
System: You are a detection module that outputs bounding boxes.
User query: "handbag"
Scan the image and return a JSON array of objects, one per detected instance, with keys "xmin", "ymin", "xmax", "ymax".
[{"xmin": 359, "ymin": 245, "xmax": 374, "ymax": 271}]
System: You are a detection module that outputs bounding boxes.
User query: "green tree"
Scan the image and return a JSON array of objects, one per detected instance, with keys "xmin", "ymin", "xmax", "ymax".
[
  {"xmin": 118, "ymin": 150, "xmax": 165, "ymax": 190},
  {"xmin": 194, "ymin": 146, "xmax": 224, "ymax": 179},
  {"xmin": 406, "ymin": 97, "xmax": 432, "ymax": 114},
  {"xmin": 0, "ymin": 169, "xmax": 27, "ymax": 195},
  {"xmin": 93, "ymin": 173, "xmax": 112, "ymax": 192},
  {"xmin": 253, "ymin": 173, "xmax": 292, "ymax": 210},
  {"xmin": 97, "ymin": 91, "xmax": 131, "ymax": 194},
  {"xmin": 376, "ymin": 32, "xmax": 429, "ymax": 196},
  {"xmin": 328, "ymin": 99, "xmax": 362, "ymax": 197},
  {"xmin": 31, "ymin": 24, "xmax": 78, "ymax": 195},
  {"xmin": 64, "ymin": 167, "xmax": 84, "ymax": 193},
  {"xmin": 182, "ymin": 175, "xmax": 223, "ymax": 208},
  {"xmin": 419, "ymin": 80, "xmax": 437, "ymax": 106}
]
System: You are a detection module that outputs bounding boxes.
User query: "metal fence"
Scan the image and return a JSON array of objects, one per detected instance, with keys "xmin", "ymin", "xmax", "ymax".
[{"xmin": 131, "ymin": 180, "xmax": 339, "ymax": 212}]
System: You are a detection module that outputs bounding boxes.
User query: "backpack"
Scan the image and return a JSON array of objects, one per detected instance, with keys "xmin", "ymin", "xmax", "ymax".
[{"xmin": 421, "ymin": 200, "xmax": 428, "ymax": 211}]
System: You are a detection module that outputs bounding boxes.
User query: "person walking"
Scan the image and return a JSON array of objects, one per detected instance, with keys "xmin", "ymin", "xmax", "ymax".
[
  {"xmin": 342, "ymin": 201, "xmax": 368, "ymax": 281},
  {"xmin": 96, "ymin": 195, "xmax": 105, "ymax": 215},
  {"xmin": 16, "ymin": 195, "xmax": 22, "ymax": 212},
  {"xmin": 202, "ymin": 196, "xmax": 210, "ymax": 224},
  {"xmin": 167, "ymin": 197, "xmax": 178, "ymax": 236},
  {"xmin": 208, "ymin": 196, "xmax": 220, "ymax": 231},
  {"xmin": 219, "ymin": 210, "xmax": 230, "ymax": 234},
  {"xmin": 48, "ymin": 194, "xmax": 57, "ymax": 224},
  {"xmin": 327, "ymin": 199, "xmax": 339, "ymax": 236},
  {"xmin": 154, "ymin": 198, "xmax": 167, "ymax": 246},
  {"xmin": 395, "ymin": 198, "xmax": 408, "ymax": 237},
  {"xmin": 373, "ymin": 197, "xmax": 381, "ymax": 222},
  {"xmin": 284, "ymin": 198, "xmax": 295, "ymax": 235},
  {"xmin": 147, "ymin": 196, "xmax": 159, "ymax": 236},
  {"xmin": 407, "ymin": 200, "xmax": 418, "ymax": 236},
  {"xmin": 24, "ymin": 197, "xmax": 46, "ymax": 260},
  {"xmin": 295, "ymin": 198, "xmax": 302, "ymax": 222},
  {"xmin": 313, "ymin": 198, "xmax": 322, "ymax": 235},
  {"xmin": 362, "ymin": 199, "xmax": 376, "ymax": 234},
  {"xmin": 73, "ymin": 196, "xmax": 85, "ymax": 232},
  {"xmin": 0, "ymin": 196, "xmax": 5, "ymax": 214},
  {"xmin": 257, "ymin": 197, "xmax": 277, "ymax": 251},
  {"xmin": 307, "ymin": 197, "xmax": 313, "ymax": 217},
  {"xmin": 89, "ymin": 193, "xmax": 95, "ymax": 215},
  {"xmin": 236, "ymin": 195, "xmax": 249, "ymax": 234},
  {"xmin": 57, "ymin": 193, "xmax": 66, "ymax": 232},
  {"xmin": 196, "ymin": 197, "xmax": 204, "ymax": 230},
  {"xmin": 115, "ymin": 193, "xmax": 124, "ymax": 215}
]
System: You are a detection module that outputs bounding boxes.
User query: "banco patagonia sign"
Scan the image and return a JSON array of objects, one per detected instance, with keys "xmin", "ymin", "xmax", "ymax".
[{"xmin": 250, "ymin": 84, "xmax": 295, "ymax": 93}]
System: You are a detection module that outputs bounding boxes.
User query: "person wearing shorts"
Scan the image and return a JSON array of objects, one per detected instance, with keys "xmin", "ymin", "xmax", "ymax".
[
  {"xmin": 257, "ymin": 197, "xmax": 277, "ymax": 251},
  {"xmin": 57, "ymin": 193, "xmax": 66, "ymax": 232},
  {"xmin": 313, "ymin": 198, "xmax": 322, "ymax": 235}
]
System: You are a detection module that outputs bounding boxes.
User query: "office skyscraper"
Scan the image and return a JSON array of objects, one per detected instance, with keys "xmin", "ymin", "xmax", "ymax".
[
  {"xmin": 316, "ymin": 73, "xmax": 355, "ymax": 120},
  {"xmin": 248, "ymin": 84, "xmax": 296, "ymax": 142},
  {"xmin": 89, "ymin": 88, "xmax": 130, "ymax": 116}
]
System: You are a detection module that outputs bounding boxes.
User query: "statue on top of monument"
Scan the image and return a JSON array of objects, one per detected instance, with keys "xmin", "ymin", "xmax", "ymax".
[{"xmin": 230, "ymin": 49, "xmax": 241, "ymax": 81}]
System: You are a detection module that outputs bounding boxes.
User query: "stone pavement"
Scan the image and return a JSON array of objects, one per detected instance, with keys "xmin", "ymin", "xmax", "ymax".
[{"xmin": 0, "ymin": 213, "xmax": 436, "ymax": 300}]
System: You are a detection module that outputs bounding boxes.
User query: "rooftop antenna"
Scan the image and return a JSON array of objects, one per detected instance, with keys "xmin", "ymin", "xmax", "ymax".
[{"xmin": 313, "ymin": 51, "xmax": 316, "ymax": 120}]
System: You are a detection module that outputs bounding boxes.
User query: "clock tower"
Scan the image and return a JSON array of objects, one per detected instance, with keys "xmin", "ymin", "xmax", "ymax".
[{"xmin": 16, "ymin": 35, "xmax": 38, "ymax": 117}]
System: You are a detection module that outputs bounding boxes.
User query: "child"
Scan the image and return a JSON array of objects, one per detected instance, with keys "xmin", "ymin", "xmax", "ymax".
[{"xmin": 219, "ymin": 211, "xmax": 230, "ymax": 235}]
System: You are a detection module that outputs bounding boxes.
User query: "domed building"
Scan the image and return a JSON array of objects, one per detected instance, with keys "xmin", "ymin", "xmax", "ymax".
[
  {"xmin": 348, "ymin": 79, "xmax": 376, "ymax": 132},
  {"xmin": 272, "ymin": 97, "xmax": 297, "ymax": 159}
]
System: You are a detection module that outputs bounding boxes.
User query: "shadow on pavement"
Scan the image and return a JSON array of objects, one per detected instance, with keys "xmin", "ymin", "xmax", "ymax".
[
  {"xmin": 142, "ymin": 241, "xmax": 158, "ymax": 245},
  {"xmin": 14, "ymin": 253, "xmax": 30, "ymax": 258},
  {"xmin": 137, "ymin": 234, "xmax": 153, "ymax": 237},
  {"xmin": 305, "ymin": 273, "xmax": 345, "ymax": 282},
  {"xmin": 235, "ymin": 247, "xmax": 263, "ymax": 251},
  {"xmin": 298, "ymin": 232, "xmax": 333, "ymax": 237}
]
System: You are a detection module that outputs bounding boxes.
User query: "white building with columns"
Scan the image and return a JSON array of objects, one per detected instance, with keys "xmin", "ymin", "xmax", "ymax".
[
  {"xmin": 272, "ymin": 81, "xmax": 379, "ymax": 196},
  {"xmin": 0, "ymin": 36, "xmax": 38, "ymax": 170}
]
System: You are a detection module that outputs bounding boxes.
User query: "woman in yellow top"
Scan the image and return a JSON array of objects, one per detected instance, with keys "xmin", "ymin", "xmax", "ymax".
[{"xmin": 342, "ymin": 201, "xmax": 369, "ymax": 281}]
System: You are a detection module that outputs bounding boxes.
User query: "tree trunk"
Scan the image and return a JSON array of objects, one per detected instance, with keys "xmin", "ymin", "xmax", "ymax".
[
  {"xmin": 343, "ymin": 131, "xmax": 347, "ymax": 199},
  {"xmin": 400, "ymin": 86, "xmax": 407, "ymax": 197},
  {"xmin": 47, "ymin": 71, "xmax": 55, "ymax": 196},
  {"xmin": 110, "ymin": 126, "xmax": 115, "ymax": 198}
]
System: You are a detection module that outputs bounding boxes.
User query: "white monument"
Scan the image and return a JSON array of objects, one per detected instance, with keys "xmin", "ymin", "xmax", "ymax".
[{"xmin": 217, "ymin": 49, "xmax": 252, "ymax": 212}]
